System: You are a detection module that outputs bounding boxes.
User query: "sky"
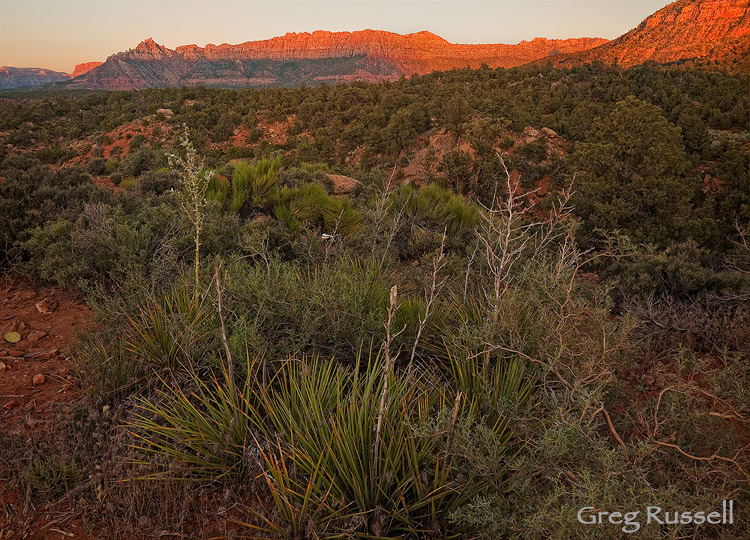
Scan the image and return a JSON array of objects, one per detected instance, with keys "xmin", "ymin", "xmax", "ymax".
[{"xmin": 1, "ymin": 0, "xmax": 674, "ymax": 73}]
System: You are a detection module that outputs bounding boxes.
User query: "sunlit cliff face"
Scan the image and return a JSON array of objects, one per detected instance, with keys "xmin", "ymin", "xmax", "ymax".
[{"xmin": 553, "ymin": 0, "xmax": 750, "ymax": 68}]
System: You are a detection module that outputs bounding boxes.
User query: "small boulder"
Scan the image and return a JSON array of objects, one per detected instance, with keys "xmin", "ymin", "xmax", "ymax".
[
  {"xmin": 326, "ymin": 174, "xmax": 360, "ymax": 195},
  {"xmin": 36, "ymin": 298, "xmax": 58, "ymax": 314},
  {"xmin": 32, "ymin": 373, "xmax": 45, "ymax": 385}
]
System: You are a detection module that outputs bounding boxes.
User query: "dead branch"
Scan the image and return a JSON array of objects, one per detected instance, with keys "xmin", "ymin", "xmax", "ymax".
[{"xmin": 409, "ymin": 227, "xmax": 448, "ymax": 371}]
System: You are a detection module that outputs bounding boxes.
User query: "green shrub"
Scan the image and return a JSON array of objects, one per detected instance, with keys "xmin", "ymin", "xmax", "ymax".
[
  {"xmin": 21, "ymin": 219, "xmax": 82, "ymax": 283},
  {"xmin": 0, "ymin": 164, "xmax": 97, "ymax": 266},
  {"xmin": 120, "ymin": 175, "xmax": 138, "ymax": 190},
  {"xmin": 138, "ymin": 168, "xmax": 179, "ymax": 195},
  {"xmin": 225, "ymin": 145, "xmax": 255, "ymax": 160},
  {"xmin": 120, "ymin": 146, "xmax": 165, "ymax": 177},
  {"xmin": 276, "ymin": 165, "xmax": 332, "ymax": 191},
  {"xmin": 600, "ymin": 234, "xmax": 750, "ymax": 299},
  {"xmin": 517, "ymin": 138, "xmax": 548, "ymax": 162},
  {"xmin": 22, "ymin": 201, "xmax": 181, "ymax": 287},
  {"xmin": 571, "ymin": 96, "xmax": 705, "ymax": 247},
  {"xmin": 105, "ymin": 158, "xmax": 119, "ymax": 173},
  {"xmin": 128, "ymin": 133, "xmax": 147, "ymax": 153},
  {"xmin": 34, "ymin": 145, "xmax": 66, "ymax": 164},
  {"xmin": 392, "ymin": 183, "xmax": 479, "ymax": 234},
  {"xmin": 87, "ymin": 157, "xmax": 108, "ymax": 176},
  {"xmin": 223, "ymin": 256, "xmax": 387, "ymax": 360}
]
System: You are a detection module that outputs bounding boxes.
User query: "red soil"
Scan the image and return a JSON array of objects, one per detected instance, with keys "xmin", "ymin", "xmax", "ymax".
[{"xmin": 0, "ymin": 277, "xmax": 94, "ymax": 539}]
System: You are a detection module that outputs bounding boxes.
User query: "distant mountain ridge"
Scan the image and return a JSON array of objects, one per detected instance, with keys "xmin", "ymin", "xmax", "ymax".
[
  {"xmin": 0, "ymin": 67, "xmax": 70, "ymax": 90},
  {"xmin": 0, "ymin": 62, "xmax": 102, "ymax": 90},
  {"xmin": 65, "ymin": 31, "xmax": 607, "ymax": 90},
  {"xmin": 166, "ymin": 31, "xmax": 607, "ymax": 73},
  {"xmin": 2, "ymin": 0, "xmax": 747, "ymax": 91}
]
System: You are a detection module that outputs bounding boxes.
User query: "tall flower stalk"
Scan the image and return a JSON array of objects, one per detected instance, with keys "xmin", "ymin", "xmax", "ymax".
[{"xmin": 168, "ymin": 126, "xmax": 214, "ymax": 303}]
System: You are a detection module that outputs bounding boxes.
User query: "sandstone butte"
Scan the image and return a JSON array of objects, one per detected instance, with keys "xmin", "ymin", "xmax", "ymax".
[
  {"xmin": 113, "ymin": 30, "xmax": 609, "ymax": 73},
  {"xmin": 71, "ymin": 61, "xmax": 103, "ymax": 78},
  {"xmin": 551, "ymin": 0, "xmax": 750, "ymax": 68}
]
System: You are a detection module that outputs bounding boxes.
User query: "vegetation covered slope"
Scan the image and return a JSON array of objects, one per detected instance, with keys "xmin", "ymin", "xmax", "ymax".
[{"xmin": 0, "ymin": 62, "xmax": 748, "ymax": 538}]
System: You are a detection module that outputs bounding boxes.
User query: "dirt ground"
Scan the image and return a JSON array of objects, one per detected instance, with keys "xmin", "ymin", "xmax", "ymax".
[
  {"xmin": 0, "ymin": 276, "xmax": 95, "ymax": 539},
  {"xmin": 0, "ymin": 278, "xmax": 251, "ymax": 539}
]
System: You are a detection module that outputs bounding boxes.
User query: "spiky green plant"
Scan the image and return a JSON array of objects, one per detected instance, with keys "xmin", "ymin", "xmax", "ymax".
[
  {"xmin": 24, "ymin": 456, "xmax": 81, "ymax": 498},
  {"xmin": 231, "ymin": 156, "xmax": 281, "ymax": 213},
  {"xmin": 279, "ymin": 182, "xmax": 363, "ymax": 236},
  {"xmin": 130, "ymin": 356, "xmax": 264, "ymax": 478},
  {"xmin": 206, "ymin": 174, "xmax": 230, "ymax": 205},
  {"xmin": 124, "ymin": 286, "xmax": 214, "ymax": 370},
  {"xmin": 391, "ymin": 183, "xmax": 479, "ymax": 233},
  {"xmin": 445, "ymin": 349, "xmax": 532, "ymax": 431},
  {"xmin": 129, "ymin": 350, "xmax": 530, "ymax": 538}
]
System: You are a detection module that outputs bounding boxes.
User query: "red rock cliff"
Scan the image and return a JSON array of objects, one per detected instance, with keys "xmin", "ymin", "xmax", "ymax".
[
  {"xmin": 71, "ymin": 62, "xmax": 103, "ymax": 78},
  {"xmin": 169, "ymin": 30, "xmax": 606, "ymax": 73},
  {"xmin": 553, "ymin": 0, "xmax": 750, "ymax": 69}
]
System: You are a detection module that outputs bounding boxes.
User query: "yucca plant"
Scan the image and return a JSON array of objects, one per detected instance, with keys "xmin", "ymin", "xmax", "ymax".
[
  {"xmin": 130, "ymin": 355, "xmax": 265, "ymax": 479},
  {"xmin": 254, "ymin": 440, "xmax": 343, "ymax": 539},
  {"xmin": 231, "ymin": 156, "xmax": 281, "ymax": 213},
  {"xmin": 445, "ymin": 349, "xmax": 532, "ymax": 432},
  {"xmin": 130, "ymin": 350, "xmax": 529, "ymax": 538},
  {"xmin": 281, "ymin": 182, "xmax": 363, "ymax": 236},
  {"xmin": 71, "ymin": 336, "xmax": 144, "ymax": 399},
  {"xmin": 124, "ymin": 286, "xmax": 215, "ymax": 370}
]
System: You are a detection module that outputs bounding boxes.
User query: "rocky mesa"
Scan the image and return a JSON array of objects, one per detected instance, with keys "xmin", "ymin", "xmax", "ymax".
[
  {"xmin": 67, "ymin": 31, "xmax": 607, "ymax": 90},
  {"xmin": 169, "ymin": 30, "xmax": 608, "ymax": 73}
]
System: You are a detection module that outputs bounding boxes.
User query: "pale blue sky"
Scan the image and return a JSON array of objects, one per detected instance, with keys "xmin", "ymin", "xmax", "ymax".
[{"xmin": 1, "ymin": 0, "xmax": 673, "ymax": 72}]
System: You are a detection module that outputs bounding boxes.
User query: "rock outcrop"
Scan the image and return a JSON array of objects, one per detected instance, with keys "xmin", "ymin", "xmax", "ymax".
[{"xmin": 1, "ymin": 62, "xmax": 103, "ymax": 89}]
